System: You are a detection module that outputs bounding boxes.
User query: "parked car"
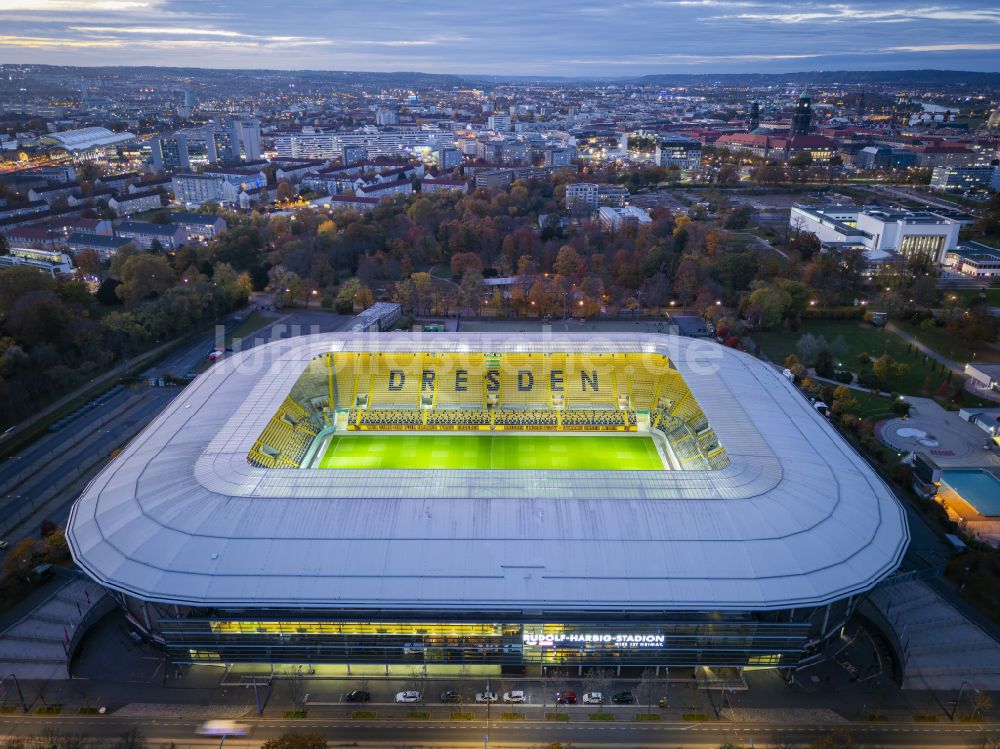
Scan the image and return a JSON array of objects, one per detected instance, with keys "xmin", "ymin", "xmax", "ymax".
[
  {"xmin": 582, "ymin": 692, "xmax": 603, "ymax": 704},
  {"xmin": 503, "ymin": 690, "xmax": 525, "ymax": 703},
  {"xmin": 555, "ymin": 691, "xmax": 577, "ymax": 704},
  {"xmin": 475, "ymin": 691, "xmax": 498, "ymax": 703},
  {"xmin": 394, "ymin": 691, "xmax": 421, "ymax": 703},
  {"xmin": 611, "ymin": 691, "xmax": 634, "ymax": 704},
  {"xmin": 343, "ymin": 690, "xmax": 369, "ymax": 703},
  {"xmin": 0, "ymin": 539, "xmax": 8, "ymax": 551},
  {"xmin": 440, "ymin": 690, "xmax": 462, "ymax": 703}
]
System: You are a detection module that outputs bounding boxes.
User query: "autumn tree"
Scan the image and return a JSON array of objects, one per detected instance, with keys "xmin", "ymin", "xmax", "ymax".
[
  {"xmin": 872, "ymin": 354, "xmax": 908, "ymax": 390},
  {"xmin": 115, "ymin": 254, "xmax": 176, "ymax": 309}
]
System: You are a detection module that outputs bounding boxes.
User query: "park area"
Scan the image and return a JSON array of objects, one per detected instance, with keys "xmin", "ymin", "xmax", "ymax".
[
  {"xmin": 317, "ymin": 433, "xmax": 666, "ymax": 471},
  {"xmin": 754, "ymin": 319, "xmax": 956, "ymax": 396}
]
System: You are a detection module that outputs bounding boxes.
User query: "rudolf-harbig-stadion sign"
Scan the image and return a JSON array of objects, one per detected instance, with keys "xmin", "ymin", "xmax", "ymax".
[{"xmin": 523, "ymin": 632, "xmax": 666, "ymax": 648}]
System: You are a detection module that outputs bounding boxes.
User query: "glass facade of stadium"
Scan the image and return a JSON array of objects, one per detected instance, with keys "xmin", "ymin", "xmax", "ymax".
[{"xmin": 116, "ymin": 594, "xmax": 858, "ymax": 673}]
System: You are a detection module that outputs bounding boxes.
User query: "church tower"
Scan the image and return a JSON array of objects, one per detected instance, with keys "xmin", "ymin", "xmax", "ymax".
[
  {"xmin": 791, "ymin": 89, "xmax": 812, "ymax": 135},
  {"xmin": 748, "ymin": 101, "xmax": 760, "ymax": 131}
]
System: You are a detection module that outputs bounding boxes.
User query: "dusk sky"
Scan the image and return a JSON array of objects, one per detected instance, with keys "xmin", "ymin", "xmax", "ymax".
[{"xmin": 0, "ymin": 0, "xmax": 998, "ymax": 75}]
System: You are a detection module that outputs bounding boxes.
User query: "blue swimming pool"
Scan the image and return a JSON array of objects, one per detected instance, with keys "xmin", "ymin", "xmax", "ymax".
[{"xmin": 941, "ymin": 469, "xmax": 1000, "ymax": 517}]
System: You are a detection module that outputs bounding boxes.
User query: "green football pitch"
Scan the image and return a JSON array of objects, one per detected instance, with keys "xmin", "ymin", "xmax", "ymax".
[{"xmin": 317, "ymin": 433, "xmax": 666, "ymax": 471}]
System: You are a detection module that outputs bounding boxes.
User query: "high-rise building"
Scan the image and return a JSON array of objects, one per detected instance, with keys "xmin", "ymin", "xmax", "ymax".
[
  {"xmin": 342, "ymin": 144, "xmax": 367, "ymax": 165},
  {"xmin": 375, "ymin": 109, "xmax": 399, "ymax": 126},
  {"xmin": 230, "ymin": 118, "xmax": 262, "ymax": 161},
  {"xmin": 748, "ymin": 101, "xmax": 760, "ymax": 131},
  {"xmin": 208, "ymin": 128, "xmax": 238, "ymax": 164},
  {"xmin": 436, "ymin": 147, "xmax": 463, "ymax": 170},
  {"xmin": 488, "ymin": 114, "xmax": 511, "ymax": 132},
  {"xmin": 791, "ymin": 90, "xmax": 812, "ymax": 136},
  {"xmin": 151, "ymin": 133, "xmax": 190, "ymax": 172}
]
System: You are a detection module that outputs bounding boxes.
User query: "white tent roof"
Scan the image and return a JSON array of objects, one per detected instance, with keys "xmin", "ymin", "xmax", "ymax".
[
  {"xmin": 67, "ymin": 333, "xmax": 908, "ymax": 613},
  {"xmin": 42, "ymin": 127, "xmax": 134, "ymax": 152}
]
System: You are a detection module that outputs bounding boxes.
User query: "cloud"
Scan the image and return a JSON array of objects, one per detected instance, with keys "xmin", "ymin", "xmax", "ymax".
[
  {"xmin": 707, "ymin": 4, "xmax": 1000, "ymax": 24},
  {"xmin": 0, "ymin": 0, "xmax": 156, "ymax": 9},
  {"xmin": 886, "ymin": 43, "xmax": 1000, "ymax": 52},
  {"xmin": 1, "ymin": 0, "xmax": 998, "ymax": 74}
]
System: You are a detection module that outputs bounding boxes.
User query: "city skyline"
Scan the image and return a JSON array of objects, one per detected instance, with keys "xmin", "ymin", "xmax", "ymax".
[{"xmin": 0, "ymin": 0, "xmax": 999, "ymax": 75}]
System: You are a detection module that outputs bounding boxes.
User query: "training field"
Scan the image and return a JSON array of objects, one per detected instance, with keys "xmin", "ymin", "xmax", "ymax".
[{"xmin": 317, "ymin": 433, "xmax": 666, "ymax": 471}]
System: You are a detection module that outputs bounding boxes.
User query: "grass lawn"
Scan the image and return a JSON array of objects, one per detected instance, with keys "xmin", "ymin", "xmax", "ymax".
[
  {"xmin": 318, "ymin": 433, "xmax": 665, "ymax": 471},
  {"xmin": 226, "ymin": 311, "xmax": 273, "ymax": 345},
  {"xmin": 851, "ymin": 391, "xmax": 898, "ymax": 421},
  {"xmin": 895, "ymin": 320, "xmax": 1000, "ymax": 365},
  {"xmin": 754, "ymin": 320, "xmax": 949, "ymax": 395}
]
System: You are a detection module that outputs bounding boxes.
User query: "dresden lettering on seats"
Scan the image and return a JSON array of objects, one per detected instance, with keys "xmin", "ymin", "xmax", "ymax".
[{"xmin": 385, "ymin": 368, "xmax": 602, "ymax": 392}]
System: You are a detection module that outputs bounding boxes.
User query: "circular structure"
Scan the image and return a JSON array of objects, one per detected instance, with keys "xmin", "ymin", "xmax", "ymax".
[{"xmin": 67, "ymin": 333, "xmax": 908, "ymax": 674}]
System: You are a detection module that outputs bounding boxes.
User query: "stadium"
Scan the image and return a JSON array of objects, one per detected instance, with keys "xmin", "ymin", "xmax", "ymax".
[{"xmin": 67, "ymin": 332, "xmax": 909, "ymax": 676}]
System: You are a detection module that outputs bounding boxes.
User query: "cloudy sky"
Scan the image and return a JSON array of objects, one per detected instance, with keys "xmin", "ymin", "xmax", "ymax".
[{"xmin": 0, "ymin": 0, "xmax": 998, "ymax": 75}]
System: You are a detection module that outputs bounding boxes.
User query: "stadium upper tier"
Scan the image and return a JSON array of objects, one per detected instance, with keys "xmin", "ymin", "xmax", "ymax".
[{"xmin": 67, "ymin": 333, "xmax": 908, "ymax": 614}]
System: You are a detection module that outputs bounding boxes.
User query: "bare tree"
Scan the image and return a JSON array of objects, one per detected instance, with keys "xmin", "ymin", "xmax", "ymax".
[
  {"xmin": 582, "ymin": 668, "xmax": 612, "ymax": 711},
  {"xmin": 547, "ymin": 668, "xmax": 571, "ymax": 713},
  {"xmin": 286, "ymin": 665, "xmax": 304, "ymax": 712},
  {"xmin": 972, "ymin": 690, "xmax": 994, "ymax": 720},
  {"xmin": 635, "ymin": 667, "xmax": 660, "ymax": 711}
]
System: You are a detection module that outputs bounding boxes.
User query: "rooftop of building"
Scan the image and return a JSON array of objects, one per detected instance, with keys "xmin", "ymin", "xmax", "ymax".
[{"xmin": 40, "ymin": 127, "xmax": 135, "ymax": 152}]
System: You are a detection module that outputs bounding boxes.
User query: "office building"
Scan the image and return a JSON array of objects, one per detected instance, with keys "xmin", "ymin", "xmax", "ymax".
[
  {"xmin": 598, "ymin": 205, "xmax": 652, "ymax": 230},
  {"xmin": 0, "ymin": 247, "xmax": 74, "ymax": 278},
  {"xmin": 930, "ymin": 166, "xmax": 1000, "ymax": 193},
  {"xmin": 654, "ymin": 138, "xmax": 702, "ymax": 170},
  {"xmin": 790, "ymin": 204, "xmax": 962, "ymax": 267},
  {"xmin": 488, "ymin": 114, "xmax": 511, "ymax": 132},
  {"xmin": 943, "ymin": 241, "xmax": 1000, "ymax": 278}
]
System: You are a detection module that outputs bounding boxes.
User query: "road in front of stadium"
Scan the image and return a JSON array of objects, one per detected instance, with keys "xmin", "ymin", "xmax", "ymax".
[
  {"xmin": 0, "ymin": 309, "xmax": 353, "ymax": 550},
  {"xmin": 2, "ymin": 712, "xmax": 999, "ymax": 748}
]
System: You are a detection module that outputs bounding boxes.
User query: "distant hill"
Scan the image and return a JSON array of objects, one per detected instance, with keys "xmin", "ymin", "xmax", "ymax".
[{"xmin": 630, "ymin": 70, "xmax": 1000, "ymax": 88}]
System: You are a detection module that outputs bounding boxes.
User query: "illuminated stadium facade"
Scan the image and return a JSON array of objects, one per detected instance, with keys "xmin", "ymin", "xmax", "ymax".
[{"xmin": 67, "ymin": 333, "xmax": 909, "ymax": 675}]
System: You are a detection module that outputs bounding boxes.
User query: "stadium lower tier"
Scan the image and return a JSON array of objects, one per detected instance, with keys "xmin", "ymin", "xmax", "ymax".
[{"xmin": 116, "ymin": 594, "xmax": 858, "ymax": 672}]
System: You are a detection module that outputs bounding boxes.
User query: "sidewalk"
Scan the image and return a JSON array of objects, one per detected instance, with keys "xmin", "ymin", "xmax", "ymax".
[{"xmin": 886, "ymin": 322, "xmax": 962, "ymax": 373}]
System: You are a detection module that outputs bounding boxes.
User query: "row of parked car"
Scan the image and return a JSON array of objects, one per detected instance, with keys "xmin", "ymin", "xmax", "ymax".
[{"xmin": 343, "ymin": 688, "xmax": 639, "ymax": 705}]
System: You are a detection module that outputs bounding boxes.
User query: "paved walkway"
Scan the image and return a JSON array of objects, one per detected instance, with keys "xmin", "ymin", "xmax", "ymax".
[
  {"xmin": 868, "ymin": 579, "xmax": 1000, "ymax": 690},
  {"xmin": 0, "ymin": 578, "xmax": 108, "ymax": 680},
  {"xmin": 886, "ymin": 322, "xmax": 962, "ymax": 373}
]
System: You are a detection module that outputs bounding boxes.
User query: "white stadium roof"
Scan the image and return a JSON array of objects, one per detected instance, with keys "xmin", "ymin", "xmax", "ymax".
[
  {"xmin": 41, "ymin": 127, "xmax": 135, "ymax": 152},
  {"xmin": 67, "ymin": 333, "xmax": 908, "ymax": 613}
]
